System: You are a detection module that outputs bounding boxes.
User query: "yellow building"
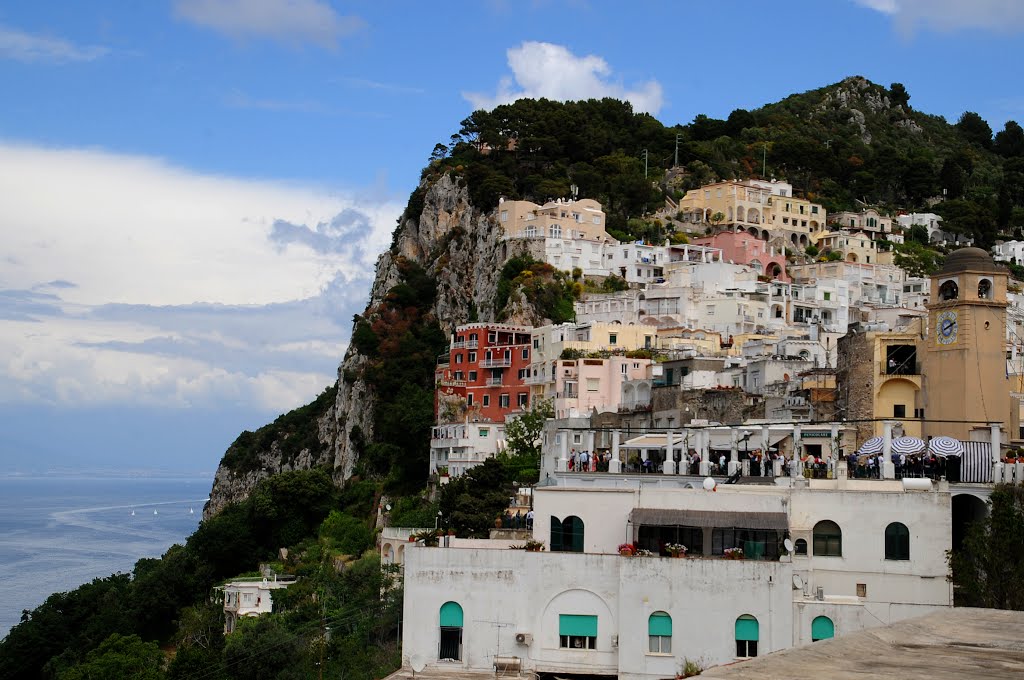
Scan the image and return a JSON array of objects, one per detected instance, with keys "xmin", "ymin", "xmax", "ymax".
[
  {"xmin": 498, "ymin": 197, "xmax": 608, "ymax": 241},
  {"xmin": 678, "ymin": 180, "xmax": 826, "ymax": 247},
  {"xmin": 837, "ymin": 248, "xmax": 1020, "ymax": 445},
  {"xmin": 816, "ymin": 229, "xmax": 894, "ymax": 265},
  {"xmin": 922, "ymin": 248, "xmax": 1018, "ymax": 442}
]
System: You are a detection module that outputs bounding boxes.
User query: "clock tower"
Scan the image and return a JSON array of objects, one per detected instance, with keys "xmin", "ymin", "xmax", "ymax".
[{"xmin": 923, "ymin": 247, "xmax": 1012, "ymax": 441}]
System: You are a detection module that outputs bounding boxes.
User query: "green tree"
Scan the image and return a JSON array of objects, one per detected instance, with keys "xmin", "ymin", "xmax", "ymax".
[
  {"xmin": 889, "ymin": 82, "xmax": 910, "ymax": 108},
  {"xmin": 501, "ymin": 398, "xmax": 555, "ymax": 483},
  {"xmin": 222, "ymin": 617, "xmax": 303, "ymax": 680},
  {"xmin": 58, "ymin": 634, "xmax": 165, "ymax": 680},
  {"xmin": 319, "ymin": 510, "xmax": 374, "ymax": 556},
  {"xmin": 948, "ymin": 484, "xmax": 1024, "ymax": 609},
  {"xmin": 995, "ymin": 120, "xmax": 1024, "ymax": 158},
  {"xmin": 956, "ymin": 111, "xmax": 993, "ymax": 149}
]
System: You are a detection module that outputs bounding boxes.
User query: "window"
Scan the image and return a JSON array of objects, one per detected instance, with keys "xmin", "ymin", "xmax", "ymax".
[
  {"xmin": 550, "ymin": 225, "xmax": 562, "ymax": 238},
  {"xmin": 735, "ymin": 615, "xmax": 759, "ymax": 658},
  {"xmin": 467, "ymin": 394, "xmax": 474, "ymax": 407},
  {"xmin": 518, "ymin": 393, "xmax": 528, "ymax": 408},
  {"xmin": 499, "ymin": 394, "xmax": 510, "ymax": 408},
  {"xmin": 621, "ymin": 364, "xmax": 628, "ymax": 374},
  {"xmin": 468, "ymin": 351, "xmax": 477, "ymax": 362},
  {"xmin": 609, "ymin": 333, "xmax": 618, "ymax": 345},
  {"xmin": 479, "ymin": 427, "xmax": 489, "ymax": 437},
  {"xmin": 550, "ymin": 515, "xmax": 584, "ymax": 552},
  {"xmin": 794, "ymin": 538, "xmax": 808, "ymax": 555},
  {"xmin": 939, "ymin": 279, "xmax": 959, "ymax": 301},
  {"xmin": 856, "ymin": 583, "xmax": 867, "ymax": 598},
  {"xmin": 455, "ymin": 354, "xmax": 463, "ymax": 364},
  {"xmin": 979, "ymin": 278, "xmax": 992, "ymax": 299},
  {"xmin": 648, "ymin": 612, "xmax": 672, "ymax": 654},
  {"xmin": 811, "ymin": 616, "xmax": 834, "ymax": 642},
  {"xmin": 885, "ymin": 522, "xmax": 910, "ymax": 560},
  {"xmin": 893, "ymin": 404, "xmax": 906, "ymax": 418},
  {"xmin": 560, "ymin": 614, "xmax": 597, "ymax": 649},
  {"xmin": 522, "ymin": 348, "xmax": 529, "ymax": 360},
  {"xmin": 468, "ymin": 371, "xmax": 477, "ymax": 381},
  {"xmin": 586, "ymin": 378, "xmax": 600, "ymax": 392},
  {"xmin": 439, "ymin": 602, "xmax": 464, "ymax": 661},
  {"xmin": 813, "ymin": 520, "xmax": 842, "ymax": 557},
  {"xmin": 482, "ymin": 395, "xmax": 490, "ymax": 407},
  {"xmin": 824, "ymin": 292, "xmax": 831, "ymax": 301}
]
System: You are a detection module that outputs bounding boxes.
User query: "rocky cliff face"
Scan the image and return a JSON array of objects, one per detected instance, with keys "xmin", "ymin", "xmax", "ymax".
[{"xmin": 206, "ymin": 172, "xmax": 538, "ymax": 516}]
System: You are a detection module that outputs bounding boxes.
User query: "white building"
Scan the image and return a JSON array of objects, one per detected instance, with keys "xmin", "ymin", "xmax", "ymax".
[
  {"xmin": 896, "ymin": 212, "xmax": 973, "ymax": 247},
  {"xmin": 993, "ymin": 240, "xmax": 1024, "ymax": 264},
  {"xmin": 429, "ymin": 421, "xmax": 505, "ymax": 477},
  {"xmin": 398, "ymin": 467, "xmax": 956, "ymax": 679},
  {"xmin": 219, "ymin": 575, "xmax": 296, "ymax": 634}
]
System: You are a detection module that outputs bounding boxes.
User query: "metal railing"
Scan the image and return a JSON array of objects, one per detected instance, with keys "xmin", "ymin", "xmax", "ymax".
[
  {"xmin": 480, "ymin": 358, "xmax": 512, "ymax": 368},
  {"xmin": 485, "ymin": 377, "xmax": 503, "ymax": 386},
  {"xmin": 450, "ymin": 340, "xmax": 478, "ymax": 350}
]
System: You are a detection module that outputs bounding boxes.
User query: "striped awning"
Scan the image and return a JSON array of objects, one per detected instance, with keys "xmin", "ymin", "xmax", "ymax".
[
  {"xmin": 928, "ymin": 436, "xmax": 965, "ymax": 457},
  {"xmin": 891, "ymin": 436, "xmax": 926, "ymax": 455},
  {"xmin": 857, "ymin": 436, "xmax": 885, "ymax": 455},
  {"xmin": 629, "ymin": 508, "xmax": 788, "ymax": 531},
  {"xmin": 961, "ymin": 442, "xmax": 992, "ymax": 483}
]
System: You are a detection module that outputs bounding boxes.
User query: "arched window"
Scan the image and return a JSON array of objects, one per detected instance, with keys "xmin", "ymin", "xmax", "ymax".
[
  {"xmin": 439, "ymin": 601, "xmax": 464, "ymax": 661},
  {"xmin": 939, "ymin": 280, "xmax": 959, "ymax": 301},
  {"xmin": 735, "ymin": 615, "xmax": 759, "ymax": 658},
  {"xmin": 794, "ymin": 538, "xmax": 808, "ymax": 555},
  {"xmin": 550, "ymin": 516, "xmax": 585, "ymax": 553},
  {"xmin": 811, "ymin": 615, "xmax": 835, "ymax": 642},
  {"xmin": 813, "ymin": 520, "xmax": 842, "ymax": 557},
  {"xmin": 979, "ymin": 278, "xmax": 992, "ymax": 299},
  {"xmin": 885, "ymin": 522, "xmax": 910, "ymax": 560},
  {"xmin": 648, "ymin": 612, "xmax": 672, "ymax": 653}
]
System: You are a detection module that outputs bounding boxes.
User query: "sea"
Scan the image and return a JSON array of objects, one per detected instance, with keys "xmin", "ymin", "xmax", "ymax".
[{"xmin": 0, "ymin": 476, "xmax": 210, "ymax": 640}]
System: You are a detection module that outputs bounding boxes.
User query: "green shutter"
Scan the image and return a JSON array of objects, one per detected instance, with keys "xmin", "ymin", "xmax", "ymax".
[
  {"xmin": 439, "ymin": 601, "xmax": 463, "ymax": 627},
  {"xmin": 811, "ymin": 616, "xmax": 834, "ymax": 640},
  {"xmin": 559, "ymin": 614, "xmax": 597, "ymax": 637},
  {"xmin": 648, "ymin": 613, "xmax": 672, "ymax": 637},
  {"xmin": 735, "ymin": 616, "xmax": 759, "ymax": 641}
]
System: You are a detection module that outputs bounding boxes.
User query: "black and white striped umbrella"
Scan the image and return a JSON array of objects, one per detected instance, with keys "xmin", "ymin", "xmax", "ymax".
[
  {"xmin": 856, "ymin": 436, "xmax": 884, "ymax": 455},
  {"xmin": 891, "ymin": 436, "xmax": 926, "ymax": 455},
  {"xmin": 928, "ymin": 436, "xmax": 965, "ymax": 457}
]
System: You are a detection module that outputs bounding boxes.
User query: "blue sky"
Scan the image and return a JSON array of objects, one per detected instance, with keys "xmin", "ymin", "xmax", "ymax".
[{"xmin": 1, "ymin": 0, "xmax": 1022, "ymax": 474}]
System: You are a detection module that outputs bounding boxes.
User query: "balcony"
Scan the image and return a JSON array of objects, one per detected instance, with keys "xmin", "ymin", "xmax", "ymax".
[
  {"xmin": 480, "ymin": 358, "xmax": 512, "ymax": 368},
  {"xmin": 556, "ymin": 390, "xmax": 578, "ymax": 399},
  {"xmin": 524, "ymin": 374, "xmax": 550, "ymax": 385},
  {"xmin": 439, "ymin": 378, "xmax": 467, "ymax": 387},
  {"xmin": 450, "ymin": 340, "xmax": 478, "ymax": 350},
  {"xmin": 485, "ymin": 377, "xmax": 503, "ymax": 386}
]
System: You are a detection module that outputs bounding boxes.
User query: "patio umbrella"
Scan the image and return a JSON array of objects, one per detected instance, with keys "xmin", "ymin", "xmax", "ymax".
[
  {"xmin": 891, "ymin": 436, "xmax": 926, "ymax": 455},
  {"xmin": 928, "ymin": 436, "xmax": 965, "ymax": 457},
  {"xmin": 856, "ymin": 436, "xmax": 884, "ymax": 455}
]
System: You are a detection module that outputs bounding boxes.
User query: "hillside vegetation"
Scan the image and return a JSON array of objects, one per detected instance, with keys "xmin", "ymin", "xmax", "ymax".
[{"xmin": 5, "ymin": 76, "xmax": 1024, "ymax": 679}]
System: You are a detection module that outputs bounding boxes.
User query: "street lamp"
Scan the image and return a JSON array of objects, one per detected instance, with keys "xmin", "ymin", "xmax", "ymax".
[{"xmin": 435, "ymin": 510, "xmax": 442, "ymax": 530}]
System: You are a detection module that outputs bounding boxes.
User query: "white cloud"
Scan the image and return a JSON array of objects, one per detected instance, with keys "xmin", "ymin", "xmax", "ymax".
[
  {"xmin": 0, "ymin": 142, "xmax": 402, "ymax": 412},
  {"xmin": 0, "ymin": 24, "xmax": 109, "ymax": 63},
  {"xmin": 853, "ymin": 0, "xmax": 1024, "ymax": 33},
  {"xmin": 174, "ymin": 0, "xmax": 364, "ymax": 49},
  {"xmin": 463, "ymin": 41, "xmax": 664, "ymax": 114}
]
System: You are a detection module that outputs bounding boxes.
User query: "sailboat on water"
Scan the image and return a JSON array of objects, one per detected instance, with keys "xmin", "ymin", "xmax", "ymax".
[
  {"xmin": 131, "ymin": 508, "xmax": 135, "ymax": 516},
  {"xmin": 153, "ymin": 509, "xmax": 158, "ymax": 516}
]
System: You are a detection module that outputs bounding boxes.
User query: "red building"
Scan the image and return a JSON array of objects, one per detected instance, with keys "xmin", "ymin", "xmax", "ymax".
[{"xmin": 435, "ymin": 323, "xmax": 533, "ymax": 423}]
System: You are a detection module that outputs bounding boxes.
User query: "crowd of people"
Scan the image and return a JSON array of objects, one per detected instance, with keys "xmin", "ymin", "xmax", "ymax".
[
  {"xmin": 845, "ymin": 451, "xmax": 961, "ymax": 481},
  {"xmin": 566, "ymin": 448, "xmax": 784, "ymax": 476}
]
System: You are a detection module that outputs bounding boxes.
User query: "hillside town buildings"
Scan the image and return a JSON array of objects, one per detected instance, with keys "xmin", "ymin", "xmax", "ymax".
[{"xmin": 399, "ymin": 185, "xmax": 1024, "ymax": 678}]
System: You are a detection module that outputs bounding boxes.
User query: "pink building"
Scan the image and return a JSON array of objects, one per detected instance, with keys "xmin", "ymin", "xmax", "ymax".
[{"xmin": 693, "ymin": 231, "xmax": 789, "ymax": 282}]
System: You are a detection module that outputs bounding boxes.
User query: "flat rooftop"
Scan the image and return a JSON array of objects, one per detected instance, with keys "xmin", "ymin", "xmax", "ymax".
[{"xmin": 703, "ymin": 608, "xmax": 1024, "ymax": 679}]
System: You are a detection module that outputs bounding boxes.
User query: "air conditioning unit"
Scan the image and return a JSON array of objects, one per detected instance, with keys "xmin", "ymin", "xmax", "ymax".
[
  {"xmin": 815, "ymin": 586, "xmax": 824, "ymax": 601},
  {"xmin": 515, "ymin": 632, "xmax": 532, "ymax": 646}
]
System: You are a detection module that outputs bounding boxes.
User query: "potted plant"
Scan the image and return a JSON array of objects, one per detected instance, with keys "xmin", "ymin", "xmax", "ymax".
[
  {"xmin": 723, "ymin": 547, "xmax": 744, "ymax": 560},
  {"xmin": 618, "ymin": 542, "xmax": 635, "ymax": 556},
  {"xmin": 666, "ymin": 543, "xmax": 688, "ymax": 558}
]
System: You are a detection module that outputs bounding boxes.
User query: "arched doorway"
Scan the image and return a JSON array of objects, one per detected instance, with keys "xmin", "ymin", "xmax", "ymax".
[{"xmin": 952, "ymin": 493, "xmax": 988, "ymax": 552}]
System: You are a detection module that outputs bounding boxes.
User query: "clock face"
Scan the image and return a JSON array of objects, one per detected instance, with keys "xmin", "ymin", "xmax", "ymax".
[{"xmin": 937, "ymin": 310, "xmax": 958, "ymax": 345}]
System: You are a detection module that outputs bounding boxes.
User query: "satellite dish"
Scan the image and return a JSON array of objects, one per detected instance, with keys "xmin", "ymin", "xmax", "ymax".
[
  {"xmin": 784, "ymin": 538, "xmax": 794, "ymax": 553},
  {"xmin": 793, "ymin": 574, "xmax": 804, "ymax": 590},
  {"xmin": 411, "ymin": 654, "xmax": 426, "ymax": 673},
  {"xmin": 702, "ymin": 477, "xmax": 716, "ymax": 491}
]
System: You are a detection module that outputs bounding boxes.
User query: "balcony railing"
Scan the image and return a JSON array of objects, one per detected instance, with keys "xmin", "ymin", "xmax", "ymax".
[
  {"xmin": 450, "ymin": 340, "xmax": 478, "ymax": 350},
  {"xmin": 556, "ymin": 391, "xmax": 578, "ymax": 399},
  {"xmin": 485, "ymin": 377, "xmax": 503, "ymax": 386},
  {"xmin": 439, "ymin": 378, "xmax": 467, "ymax": 387},
  {"xmin": 881, "ymin": 362, "xmax": 921, "ymax": 376},
  {"xmin": 480, "ymin": 358, "xmax": 512, "ymax": 368}
]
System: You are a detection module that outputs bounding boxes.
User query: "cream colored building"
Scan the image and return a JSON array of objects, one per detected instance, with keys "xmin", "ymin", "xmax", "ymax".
[
  {"xmin": 830, "ymin": 208, "xmax": 894, "ymax": 241},
  {"xmin": 816, "ymin": 229, "xmax": 894, "ymax": 265},
  {"xmin": 678, "ymin": 180, "xmax": 826, "ymax": 248},
  {"xmin": 499, "ymin": 197, "xmax": 609, "ymax": 241}
]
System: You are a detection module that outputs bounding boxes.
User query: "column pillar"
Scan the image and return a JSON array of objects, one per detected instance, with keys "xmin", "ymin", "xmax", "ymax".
[
  {"xmin": 663, "ymin": 431, "xmax": 676, "ymax": 475},
  {"xmin": 698, "ymin": 430, "xmax": 711, "ymax": 476},
  {"xmin": 609, "ymin": 430, "xmax": 622, "ymax": 473},
  {"xmin": 991, "ymin": 422, "xmax": 1004, "ymax": 482},
  {"xmin": 881, "ymin": 421, "xmax": 896, "ymax": 479},
  {"xmin": 556, "ymin": 429, "xmax": 568, "ymax": 472},
  {"xmin": 728, "ymin": 428, "xmax": 741, "ymax": 475}
]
